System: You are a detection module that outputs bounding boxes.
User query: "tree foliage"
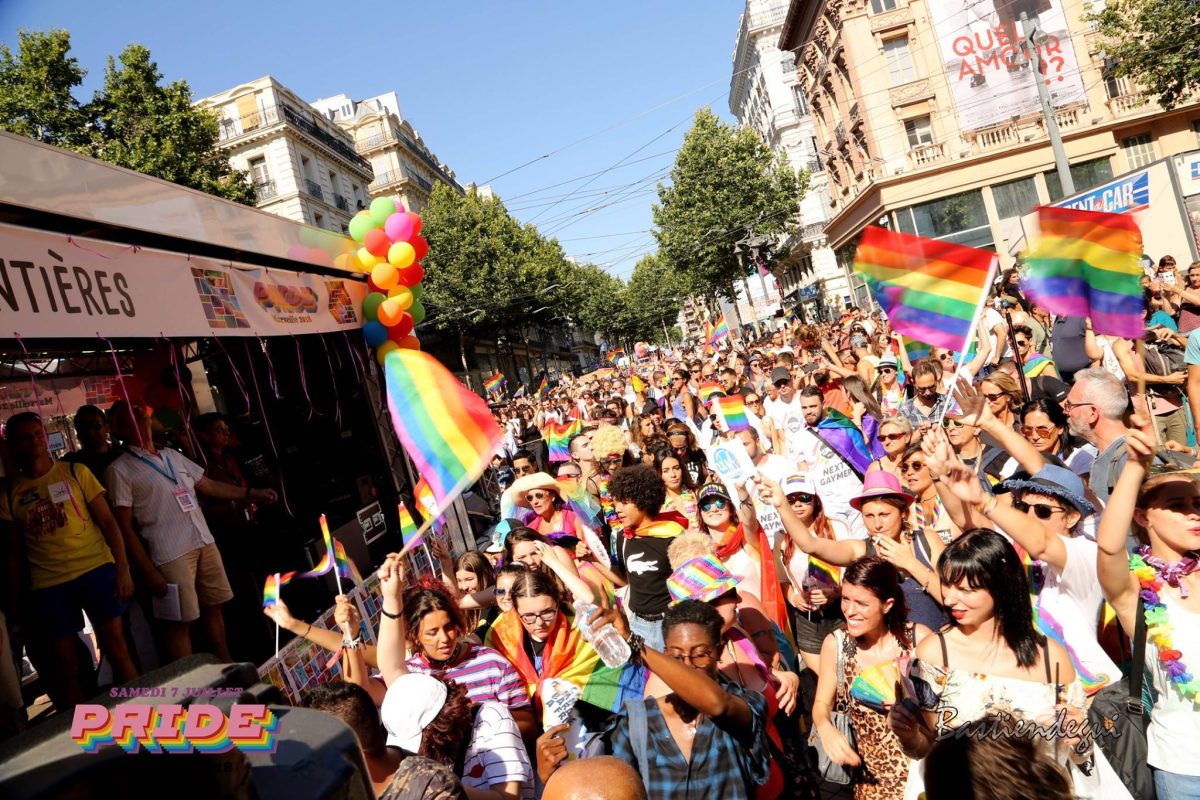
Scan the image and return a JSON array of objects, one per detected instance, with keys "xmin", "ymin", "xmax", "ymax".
[
  {"xmin": 0, "ymin": 30, "xmax": 253, "ymax": 204},
  {"xmin": 1091, "ymin": 0, "xmax": 1200, "ymax": 110},
  {"xmin": 653, "ymin": 107, "xmax": 807, "ymax": 302}
]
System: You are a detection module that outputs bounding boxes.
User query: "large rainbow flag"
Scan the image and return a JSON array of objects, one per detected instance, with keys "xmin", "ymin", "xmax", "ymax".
[
  {"xmin": 384, "ymin": 350, "xmax": 502, "ymax": 508},
  {"xmin": 854, "ymin": 225, "xmax": 996, "ymax": 351},
  {"xmin": 1022, "ymin": 206, "xmax": 1144, "ymax": 337}
]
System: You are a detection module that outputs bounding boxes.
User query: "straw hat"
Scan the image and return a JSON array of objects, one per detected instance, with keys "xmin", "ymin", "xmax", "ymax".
[{"xmin": 503, "ymin": 472, "xmax": 565, "ymax": 510}]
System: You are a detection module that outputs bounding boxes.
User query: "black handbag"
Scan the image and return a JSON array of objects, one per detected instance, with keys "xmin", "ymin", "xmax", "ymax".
[{"xmin": 808, "ymin": 630, "xmax": 857, "ymax": 785}]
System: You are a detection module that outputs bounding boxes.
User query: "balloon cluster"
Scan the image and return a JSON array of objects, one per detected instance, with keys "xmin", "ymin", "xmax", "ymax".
[{"xmin": 345, "ymin": 197, "xmax": 428, "ymax": 364}]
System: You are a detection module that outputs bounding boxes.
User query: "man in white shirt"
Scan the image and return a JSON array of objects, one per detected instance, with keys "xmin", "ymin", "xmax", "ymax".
[{"xmin": 762, "ymin": 366, "xmax": 806, "ymax": 464}]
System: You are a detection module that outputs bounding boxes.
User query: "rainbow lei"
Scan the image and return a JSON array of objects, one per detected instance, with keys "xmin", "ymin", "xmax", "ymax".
[{"xmin": 1130, "ymin": 548, "xmax": 1200, "ymax": 703}]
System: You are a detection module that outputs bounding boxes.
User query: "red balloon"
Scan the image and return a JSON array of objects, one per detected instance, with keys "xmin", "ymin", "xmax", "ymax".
[
  {"xmin": 397, "ymin": 263, "xmax": 425, "ymax": 287},
  {"xmin": 364, "ymin": 228, "xmax": 390, "ymax": 258},
  {"xmin": 411, "ymin": 235, "xmax": 429, "ymax": 262},
  {"xmin": 397, "ymin": 334, "xmax": 421, "ymax": 350},
  {"xmin": 405, "ymin": 212, "xmax": 423, "ymax": 237},
  {"xmin": 387, "ymin": 313, "xmax": 415, "ymax": 341}
]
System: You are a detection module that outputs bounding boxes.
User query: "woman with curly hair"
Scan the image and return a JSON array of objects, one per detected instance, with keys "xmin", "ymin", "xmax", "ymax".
[
  {"xmin": 381, "ymin": 672, "xmax": 533, "ymax": 800},
  {"xmin": 629, "ymin": 412, "xmax": 661, "ymax": 459}
]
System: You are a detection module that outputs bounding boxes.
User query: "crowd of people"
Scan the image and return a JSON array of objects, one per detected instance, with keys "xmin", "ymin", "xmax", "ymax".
[{"xmin": 2, "ymin": 257, "xmax": 1200, "ymax": 799}]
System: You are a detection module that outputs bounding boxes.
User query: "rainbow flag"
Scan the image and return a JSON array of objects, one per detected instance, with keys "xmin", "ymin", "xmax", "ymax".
[
  {"xmin": 854, "ymin": 225, "xmax": 996, "ymax": 351},
  {"xmin": 606, "ymin": 349, "xmax": 625, "ymax": 364},
  {"xmin": 398, "ymin": 501, "xmax": 419, "ymax": 547},
  {"xmin": 814, "ymin": 408, "xmax": 874, "ymax": 475},
  {"xmin": 512, "ymin": 386, "xmax": 525, "ymax": 399},
  {"xmin": 262, "ymin": 571, "xmax": 296, "ymax": 607},
  {"xmin": 807, "ymin": 556, "xmax": 840, "ymax": 591},
  {"xmin": 1022, "ymin": 206, "xmax": 1144, "ymax": 337},
  {"xmin": 384, "ymin": 350, "xmax": 502, "ymax": 507},
  {"xmin": 698, "ymin": 380, "xmax": 722, "ymax": 404},
  {"xmin": 299, "ymin": 514, "xmax": 337, "ymax": 578},
  {"xmin": 784, "ymin": 308, "xmax": 797, "ymax": 324},
  {"xmin": 544, "ymin": 418, "xmax": 583, "ymax": 462},
  {"xmin": 535, "ymin": 375, "xmax": 549, "ymax": 401},
  {"xmin": 414, "ymin": 476, "xmax": 437, "ymax": 521},
  {"xmin": 713, "ymin": 395, "xmax": 750, "ymax": 432},
  {"xmin": 709, "ymin": 314, "xmax": 730, "ymax": 343},
  {"xmin": 704, "ymin": 319, "xmax": 714, "ymax": 344},
  {"xmin": 901, "ymin": 335, "xmax": 931, "ymax": 363},
  {"xmin": 483, "ymin": 372, "xmax": 506, "ymax": 397},
  {"xmin": 333, "ymin": 540, "xmax": 362, "ymax": 584}
]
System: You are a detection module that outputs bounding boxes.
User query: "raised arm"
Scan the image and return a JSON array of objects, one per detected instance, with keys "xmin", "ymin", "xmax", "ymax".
[
  {"xmin": 951, "ymin": 377, "xmax": 1045, "ymax": 476},
  {"xmin": 963, "ymin": 325, "xmax": 992, "ymax": 377},
  {"xmin": 535, "ymin": 542, "xmax": 599, "ymax": 605},
  {"xmin": 1096, "ymin": 423, "xmax": 1154, "ymax": 632},
  {"xmin": 755, "ymin": 474, "xmax": 865, "ymax": 566},
  {"xmin": 375, "ymin": 554, "xmax": 410, "ymax": 685}
]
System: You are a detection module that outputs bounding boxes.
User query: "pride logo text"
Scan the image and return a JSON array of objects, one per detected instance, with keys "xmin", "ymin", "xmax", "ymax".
[{"xmin": 71, "ymin": 703, "xmax": 279, "ymax": 754}]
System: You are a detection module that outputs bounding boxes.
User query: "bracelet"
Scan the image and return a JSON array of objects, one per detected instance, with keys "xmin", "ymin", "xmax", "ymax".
[
  {"xmin": 302, "ymin": 623, "xmax": 312, "ymax": 639},
  {"xmin": 976, "ymin": 496, "xmax": 998, "ymax": 516},
  {"xmin": 381, "ymin": 606, "xmax": 402, "ymax": 620},
  {"xmin": 626, "ymin": 633, "xmax": 645, "ymax": 664},
  {"xmin": 343, "ymin": 636, "xmax": 363, "ymax": 650}
]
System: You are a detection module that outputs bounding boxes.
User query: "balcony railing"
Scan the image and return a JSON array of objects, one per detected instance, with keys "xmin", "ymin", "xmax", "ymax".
[
  {"xmin": 334, "ymin": 193, "xmax": 349, "ymax": 211},
  {"xmin": 968, "ymin": 123, "xmax": 1021, "ymax": 151},
  {"xmin": 304, "ymin": 178, "xmax": 323, "ymax": 200},
  {"xmin": 369, "ymin": 170, "xmax": 403, "ymax": 190},
  {"xmin": 909, "ymin": 142, "xmax": 946, "ymax": 167},
  {"xmin": 254, "ymin": 180, "xmax": 277, "ymax": 201},
  {"xmin": 414, "ymin": 175, "xmax": 433, "ymax": 192},
  {"xmin": 1107, "ymin": 94, "xmax": 1144, "ymax": 115},
  {"xmin": 215, "ymin": 104, "xmax": 370, "ymax": 173}
]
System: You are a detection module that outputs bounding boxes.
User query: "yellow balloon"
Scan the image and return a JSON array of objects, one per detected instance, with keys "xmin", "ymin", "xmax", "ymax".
[
  {"xmin": 357, "ymin": 246, "xmax": 381, "ymax": 269},
  {"xmin": 372, "ymin": 263, "xmax": 399, "ymax": 291},
  {"xmin": 386, "ymin": 285, "xmax": 414, "ymax": 310},
  {"xmin": 375, "ymin": 340, "xmax": 399, "ymax": 365},
  {"xmin": 377, "ymin": 296, "xmax": 407, "ymax": 326},
  {"xmin": 387, "ymin": 241, "xmax": 416, "ymax": 268}
]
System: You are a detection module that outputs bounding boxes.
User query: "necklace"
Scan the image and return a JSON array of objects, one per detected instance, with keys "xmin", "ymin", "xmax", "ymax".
[{"xmin": 1130, "ymin": 549, "xmax": 1200, "ymax": 703}]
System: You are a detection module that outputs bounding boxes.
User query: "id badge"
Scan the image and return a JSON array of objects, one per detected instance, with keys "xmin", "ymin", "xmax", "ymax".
[
  {"xmin": 173, "ymin": 487, "xmax": 198, "ymax": 512},
  {"xmin": 48, "ymin": 481, "xmax": 72, "ymax": 504}
]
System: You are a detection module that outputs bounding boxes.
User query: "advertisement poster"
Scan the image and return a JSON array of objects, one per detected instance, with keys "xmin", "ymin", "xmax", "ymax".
[{"xmin": 928, "ymin": 0, "xmax": 1086, "ymax": 130}]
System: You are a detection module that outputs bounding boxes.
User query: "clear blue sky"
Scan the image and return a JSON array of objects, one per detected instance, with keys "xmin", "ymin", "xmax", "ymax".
[{"xmin": 1, "ymin": 0, "xmax": 744, "ymax": 280}]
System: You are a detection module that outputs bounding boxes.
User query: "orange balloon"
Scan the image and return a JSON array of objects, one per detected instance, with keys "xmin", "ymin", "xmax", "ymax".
[
  {"xmin": 397, "ymin": 334, "xmax": 421, "ymax": 350},
  {"xmin": 386, "ymin": 285, "xmax": 414, "ymax": 310},
  {"xmin": 372, "ymin": 263, "xmax": 399, "ymax": 291},
  {"xmin": 377, "ymin": 297, "xmax": 409, "ymax": 327}
]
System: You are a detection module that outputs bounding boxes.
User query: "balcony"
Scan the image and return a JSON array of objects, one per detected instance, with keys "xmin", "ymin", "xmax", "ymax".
[
  {"xmin": 304, "ymin": 178, "xmax": 323, "ymax": 200},
  {"xmin": 216, "ymin": 104, "xmax": 370, "ymax": 173},
  {"xmin": 908, "ymin": 142, "xmax": 946, "ymax": 168},
  {"xmin": 254, "ymin": 180, "xmax": 277, "ymax": 202},
  {"xmin": 369, "ymin": 170, "xmax": 403, "ymax": 191},
  {"xmin": 967, "ymin": 122, "xmax": 1021, "ymax": 152},
  {"xmin": 334, "ymin": 193, "xmax": 349, "ymax": 211},
  {"xmin": 1107, "ymin": 94, "xmax": 1144, "ymax": 116}
]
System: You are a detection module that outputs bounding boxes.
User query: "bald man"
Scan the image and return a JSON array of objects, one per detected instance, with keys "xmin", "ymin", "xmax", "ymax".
[{"xmin": 542, "ymin": 757, "xmax": 647, "ymax": 800}]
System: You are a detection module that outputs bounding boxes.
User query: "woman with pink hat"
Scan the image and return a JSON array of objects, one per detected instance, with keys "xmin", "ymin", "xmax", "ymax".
[{"xmin": 758, "ymin": 471, "xmax": 948, "ymax": 631}]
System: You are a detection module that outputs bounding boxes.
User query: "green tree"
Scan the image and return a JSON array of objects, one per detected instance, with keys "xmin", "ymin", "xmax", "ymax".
[
  {"xmin": 653, "ymin": 107, "xmax": 807, "ymax": 301},
  {"xmin": 561, "ymin": 261, "xmax": 627, "ymax": 342},
  {"xmin": 623, "ymin": 254, "xmax": 685, "ymax": 344},
  {"xmin": 0, "ymin": 29, "xmax": 87, "ymax": 148},
  {"xmin": 86, "ymin": 44, "xmax": 254, "ymax": 203},
  {"xmin": 1091, "ymin": 0, "xmax": 1200, "ymax": 110}
]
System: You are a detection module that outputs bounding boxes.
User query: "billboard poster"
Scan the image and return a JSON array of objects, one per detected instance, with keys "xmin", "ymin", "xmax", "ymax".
[{"xmin": 929, "ymin": 0, "xmax": 1087, "ymax": 131}]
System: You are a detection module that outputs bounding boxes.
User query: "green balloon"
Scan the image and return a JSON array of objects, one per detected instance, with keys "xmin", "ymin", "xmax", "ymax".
[
  {"xmin": 349, "ymin": 213, "xmax": 374, "ymax": 243},
  {"xmin": 370, "ymin": 197, "xmax": 397, "ymax": 226},
  {"xmin": 409, "ymin": 300, "xmax": 426, "ymax": 324},
  {"xmin": 409, "ymin": 283, "xmax": 423, "ymax": 301},
  {"xmin": 362, "ymin": 292, "xmax": 386, "ymax": 322}
]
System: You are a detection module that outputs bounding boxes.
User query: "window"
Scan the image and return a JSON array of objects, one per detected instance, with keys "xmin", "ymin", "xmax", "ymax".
[
  {"xmin": 992, "ymin": 177, "xmax": 1039, "ymax": 219},
  {"xmin": 1122, "ymin": 133, "xmax": 1155, "ymax": 169},
  {"xmin": 300, "ymin": 155, "xmax": 312, "ymax": 178},
  {"xmin": 871, "ymin": 0, "xmax": 898, "ymax": 12},
  {"xmin": 1045, "ymin": 158, "xmax": 1115, "ymax": 201},
  {"xmin": 329, "ymin": 170, "xmax": 338, "ymax": 192},
  {"xmin": 895, "ymin": 189, "xmax": 992, "ymax": 248},
  {"xmin": 248, "ymin": 156, "xmax": 269, "ymax": 186},
  {"xmin": 883, "ymin": 38, "xmax": 916, "ymax": 85},
  {"xmin": 904, "ymin": 116, "xmax": 934, "ymax": 148},
  {"xmin": 793, "ymin": 85, "xmax": 808, "ymax": 116},
  {"xmin": 314, "ymin": 211, "xmax": 324, "ymax": 228}
]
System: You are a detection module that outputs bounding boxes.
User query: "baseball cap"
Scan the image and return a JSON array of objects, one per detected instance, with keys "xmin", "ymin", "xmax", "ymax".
[
  {"xmin": 697, "ymin": 482, "xmax": 732, "ymax": 503},
  {"xmin": 782, "ymin": 475, "xmax": 816, "ymax": 496},
  {"xmin": 771, "ymin": 366, "xmax": 792, "ymax": 385},
  {"xmin": 380, "ymin": 673, "xmax": 448, "ymax": 752}
]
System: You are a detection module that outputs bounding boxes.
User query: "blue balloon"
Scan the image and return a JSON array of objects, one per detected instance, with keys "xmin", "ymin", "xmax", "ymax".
[{"xmin": 363, "ymin": 321, "xmax": 388, "ymax": 346}]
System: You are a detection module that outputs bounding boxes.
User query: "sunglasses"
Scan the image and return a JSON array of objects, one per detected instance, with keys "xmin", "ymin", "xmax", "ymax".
[
  {"xmin": 1014, "ymin": 339, "xmax": 1030, "ymax": 347},
  {"xmin": 942, "ymin": 418, "xmax": 965, "ymax": 428},
  {"xmin": 786, "ymin": 492, "xmax": 815, "ymax": 505},
  {"xmin": 1012, "ymin": 499, "xmax": 1067, "ymax": 520},
  {"xmin": 879, "ymin": 366, "xmax": 896, "ymax": 374},
  {"xmin": 746, "ymin": 398, "xmax": 761, "ymax": 405},
  {"xmin": 774, "ymin": 380, "xmax": 792, "ymax": 388},
  {"xmin": 514, "ymin": 465, "xmax": 537, "ymax": 474},
  {"xmin": 700, "ymin": 498, "xmax": 729, "ymax": 512},
  {"xmin": 525, "ymin": 491, "xmax": 550, "ymax": 502},
  {"xmin": 982, "ymin": 392, "xmax": 1006, "ymax": 402},
  {"xmin": 880, "ymin": 431, "xmax": 908, "ymax": 442},
  {"xmin": 916, "ymin": 384, "xmax": 938, "ymax": 393},
  {"xmin": 900, "ymin": 461, "xmax": 927, "ymax": 473},
  {"xmin": 518, "ymin": 609, "xmax": 559, "ymax": 625},
  {"xmin": 1021, "ymin": 425, "xmax": 1057, "ymax": 438}
]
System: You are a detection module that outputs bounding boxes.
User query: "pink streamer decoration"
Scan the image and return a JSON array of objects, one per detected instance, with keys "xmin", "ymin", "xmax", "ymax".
[
  {"xmin": 167, "ymin": 337, "xmax": 205, "ymax": 468},
  {"xmin": 12, "ymin": 334, "xmax": 46, "ymax": 445},
  {"xmin": 317, "ymin": 334, "xmax": 342, "ymax": 429},
  {"xmin": 293, "ymin": 336, "xmax": 319, "ymax": 422},
  {"xmin": 214, "ymin": 337, "xmax": 251, "ymax": 417},
  {"xmin": 258, "ymin": 336, "xmax": 282, "ymax": 401},
  {"xmin": 341, "ymin": 330, "xmax": 365, "ymax": 387},
  {"xmin": 98, "ymin": 334, "xmax": 143, "ymax": 449},
  {"xmin": 242, "ymin": 339, "xmax": 294, "ymax": 518}
]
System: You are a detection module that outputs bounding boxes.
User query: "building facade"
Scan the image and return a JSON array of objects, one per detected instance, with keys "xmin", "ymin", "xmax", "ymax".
[
  {"xmin": 731, "ymin": 0, "xmax": 851, "ymax": 321},
  {"xmin": 197, "ymin": 77, "xmax": 373, "ymax": 233},
  {"xmin": 311, "ymin": 92, "xmax": 462, "ymax": 212},
  {"xmin": 779, "ymin": 0, "xmax": 1200, "ymax": 280}
]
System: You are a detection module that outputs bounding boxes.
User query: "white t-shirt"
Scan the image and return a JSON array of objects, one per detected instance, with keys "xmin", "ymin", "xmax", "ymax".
[
  {"xmin": 763, "ymin": 394, "xmax": 807, "ymax": 464},
  {"xmin": 462, "ymin": 702, "xmax": 533, "ymax": 800},
  {"xmin": 982, "ymin": 307, "xmax": 1005, "ymax": 365},
  {"xmin": 746, "ymin": 454, "xmax": 793, "ymax": 549},
  {"xmin": 1146, "ymin": 594, "xmax": 1200, "ymax": 775},
  {"xmin": 792, "ymin": 430, "xmax": 866, "ymax": 539}
]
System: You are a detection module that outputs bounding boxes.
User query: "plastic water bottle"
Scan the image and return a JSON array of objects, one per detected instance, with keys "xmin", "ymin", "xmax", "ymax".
[{"xmin": 573, "ymin": 600, "xmax": 631, "ymax": 669}]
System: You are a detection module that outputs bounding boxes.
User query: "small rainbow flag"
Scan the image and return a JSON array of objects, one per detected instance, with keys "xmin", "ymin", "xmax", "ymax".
[
  {"xmin": 709, "ymin": 314, "xmax": 730, "ymax": 343},
  {"xmin": 535, "ymin": 375, "xmax": 549, "ymax": 401},
  {"xmin": 713, "ymin": 395, "xmax": 750, "ymax": 432},
  {"xmin": 384, "ymin": 350, "xmax": 502, "ymax": 507},
  {"xmin": 854, "ymin": 226, "xmax": 996, "ymax": 351},
  {"xmin": 784, "ymin": 308, "xmax": 797, "ymax": 324},
  {"xmin": 414, "ymin": 476, "xmax": 437, "ymax": 521},
  {"xmin": 333, "ymin": 540, "xmax": 362, "ymax": 584},
  {"xmin": 606, "ymin": 349, "xmax": 625, "ymax": 364},
  {"xmin": 698, "ymin": 381, "xmax": 722, "ymax": 404},
  {"xmin": 512, "ymin": 386, "xmax": 525, "ymax": 399},
  {"xmin": 703, "ymin": 319, "xmax": 714, "ymax": 343},
  {"xmin": 544, "ymin": 418, "xmax": 584, "ymax": 462},
  {"xmin": 262, "ymin": 571, "xmax": 296, "ymax": 607},
  {"xmin": 299, "ymin": 514, "xmax": 337, "ymax": 578},
  {"xmin": 1022, "ymin": 206, "xmax": 1144, "ymax": 337},
  {"xmin": 807, "ymin": 556, "xmax": 840, "ymax": 590},
  {"xmin": 483, "ymin": 372, "xmax": 506, "ymax": 397},
  {"xmin": 398, "ymin": 501, "xmax": 419, "ymax": 547}
]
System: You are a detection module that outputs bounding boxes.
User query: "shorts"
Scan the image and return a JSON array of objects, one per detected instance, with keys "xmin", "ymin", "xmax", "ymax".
[
  {"xmin": 157, "ymin": 543, "xmax": 234, "ymax": 623},
  {"xmin": 31, "ymin": 562, "xmax": 126, "ymax": 640},
  {"xmin": 791, "ymin": 605, "xmax": 844, "ymax": 656}
]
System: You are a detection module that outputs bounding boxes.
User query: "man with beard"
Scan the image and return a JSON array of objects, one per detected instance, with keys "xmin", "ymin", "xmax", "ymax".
[{"xmin": 1062, "ymin": 368, "xmax": 1132, "ymax": 507}]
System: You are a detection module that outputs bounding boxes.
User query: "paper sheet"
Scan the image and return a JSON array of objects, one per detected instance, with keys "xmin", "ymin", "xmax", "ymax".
[{"xmin": 153, "ymin": 583, "xmax": 182, "ymax": 621}]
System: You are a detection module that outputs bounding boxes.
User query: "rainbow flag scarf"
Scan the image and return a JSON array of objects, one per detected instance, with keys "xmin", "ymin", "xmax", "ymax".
[
  {"xmin": 484, "ymin": 372, "xmax": 506, "ymax": 397},
  {"xmin": 485, "ymin": 609, "xmax": 647, "ymax": 714},
  {"xmin": 710, "ymin": 314, "xmax": 730, "ymax": 343},
  {"xmin": 384, "ymin": 350, "xmax": 502, "ymax": 508},
  {"xmin": 854, "ymin": 225, "xmax": 996, "ymax": 351},
  {"xmin": 1035, "ymin": 603, "xmax": 1111, "ymax": 695},
  {"xmin": 713, "ymin": 395, "xmax": 751, "ymax": 432},
  {"xmin": 543, "ymin": 419, "xmax": 583, "ymax": 462},
  {"xmin": 299, "ymin": 515, "xmax": 337, "ymax": 578},
  {"xmin": 398, "ymin": 501, "xmax": 420, "ymax": 547},
  {"xmin": 535, "ymin": 375, "xmax": 549, "ymax": 400},
  {"xmin": 1021, "ymin": 353, "xmax": 1054, "ymax": 378},
  {"xmin": 1022, "ymin": 206, "xmax": 1144, "ymax": 337},
  {"xmin": 814, "ymin": 408, "xmax": 874, "ymax": 475}
]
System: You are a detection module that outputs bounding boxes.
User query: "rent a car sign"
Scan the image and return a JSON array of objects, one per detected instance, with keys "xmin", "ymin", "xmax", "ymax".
[{"xmin": 1055, "ymin": 170, "xmax": 1149, "ymax": 214}]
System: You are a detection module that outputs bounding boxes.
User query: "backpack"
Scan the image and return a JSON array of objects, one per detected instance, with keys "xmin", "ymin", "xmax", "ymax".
[{"xmin": 1141, "ymin": 341, "xmax": 1185, "ymax": 376}]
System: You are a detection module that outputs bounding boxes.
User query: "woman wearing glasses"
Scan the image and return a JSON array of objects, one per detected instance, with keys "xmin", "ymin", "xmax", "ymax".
[
  {"xmin": 1003, "ymin": 398, "xmax": 1095, "ymax": 480},
  {"xmin": 868, "ymin": 416, "xmax": 912, "ymax": 479},
  {"xmin": 900, "ymin": 444, "xmax": 959, "ymax": 547},
  {"xmin": 1011, "ymin": 324, "xmax": 1058, "ymax": 379},
  {"xmin": 869, "ymin": 354, "xmax": 905, "ymax": 417}
]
